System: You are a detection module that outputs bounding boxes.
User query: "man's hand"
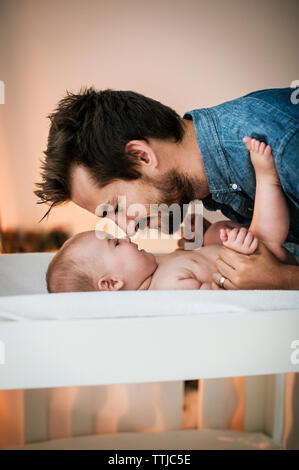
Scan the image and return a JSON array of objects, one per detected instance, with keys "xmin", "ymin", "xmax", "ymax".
[{"xmin": 212, "ymin": 241, "xmax": 299, "ymax": 290}]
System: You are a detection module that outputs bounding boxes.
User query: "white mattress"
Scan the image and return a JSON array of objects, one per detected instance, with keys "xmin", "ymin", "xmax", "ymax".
[{"xmin": 0, "ymin": 289, "xmax": 298, "ymax": 322}]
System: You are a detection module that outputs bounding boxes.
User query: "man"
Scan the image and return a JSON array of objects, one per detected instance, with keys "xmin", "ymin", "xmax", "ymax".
[{"xmin": 35, "ymin": 87, "xmax": 299, "ymax": 289}]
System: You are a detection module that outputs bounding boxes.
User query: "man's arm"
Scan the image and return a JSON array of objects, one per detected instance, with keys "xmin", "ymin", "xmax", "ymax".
[{"xmin": 212, "ymin": 242, "xmax": 299, "ymax": 290}]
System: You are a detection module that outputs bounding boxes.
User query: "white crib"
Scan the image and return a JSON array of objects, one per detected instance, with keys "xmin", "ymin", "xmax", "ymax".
[{"xmin": 0, "ymin": 252, "xmax": 298, "ymax": 450}]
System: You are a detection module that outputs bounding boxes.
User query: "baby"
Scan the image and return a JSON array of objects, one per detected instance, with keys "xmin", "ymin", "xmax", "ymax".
[{"xmin": 47, "ymin": 137, "xmax": 296, "ymax": 293}]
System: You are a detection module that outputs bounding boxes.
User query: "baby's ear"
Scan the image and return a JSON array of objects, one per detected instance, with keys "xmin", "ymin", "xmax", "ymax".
[{"xmin": 98, "ymin": 278, "xmax": 124, "ymax": 291}]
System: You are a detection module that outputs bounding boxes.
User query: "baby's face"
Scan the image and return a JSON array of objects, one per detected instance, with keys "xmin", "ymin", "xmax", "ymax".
[{"xmin": 76, "ymin": 231, "xmax": 158, "ymax": 290}]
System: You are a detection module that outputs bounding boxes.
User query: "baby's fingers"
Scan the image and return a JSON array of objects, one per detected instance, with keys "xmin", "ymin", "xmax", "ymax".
[{"xmin": 249, "ymin": 236, "xmax": 259, "ymax": 252}]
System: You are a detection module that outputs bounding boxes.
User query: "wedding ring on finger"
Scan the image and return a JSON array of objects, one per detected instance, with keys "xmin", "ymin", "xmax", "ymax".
[{"xmin": 219, "ymin": 276, "xmax": 227, "ymax": 288}]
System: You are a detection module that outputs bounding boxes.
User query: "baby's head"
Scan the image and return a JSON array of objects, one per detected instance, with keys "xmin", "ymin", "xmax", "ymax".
[{"xmin": 47, "ymin": 231, "xmax": 158, "ymax": 293}]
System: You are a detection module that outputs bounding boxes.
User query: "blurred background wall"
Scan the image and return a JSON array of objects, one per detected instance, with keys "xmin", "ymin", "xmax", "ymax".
[{"xmin": 0, "ymin": 0, "xmax": 298, "ymax": 242}]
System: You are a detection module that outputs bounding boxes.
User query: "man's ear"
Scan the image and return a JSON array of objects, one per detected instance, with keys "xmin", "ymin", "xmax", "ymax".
[
  {"xmin": 97, "ymin": 278, "xmax": 124, "ymax": 291},
  {"xmin": 125, "ymin": 140, "xmax": 159, "ymax": 169}
]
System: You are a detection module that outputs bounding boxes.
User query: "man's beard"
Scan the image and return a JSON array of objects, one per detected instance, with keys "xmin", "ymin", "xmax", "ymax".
[{"xmin": 142, "ymin": 169, "xmax": 202, "ymax": 234}]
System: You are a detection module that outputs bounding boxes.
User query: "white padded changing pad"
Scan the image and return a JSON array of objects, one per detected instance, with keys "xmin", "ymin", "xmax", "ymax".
[{"xmin": 0, "ymin": 289, "xmax": 299, "ymax": 322}]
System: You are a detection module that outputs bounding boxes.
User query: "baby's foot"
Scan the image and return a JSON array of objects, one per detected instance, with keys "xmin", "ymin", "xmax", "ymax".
[
  {"xmin": 219, "ymin": 226, "xmax": 258, "ymax": 255},
  {"xmin": 243, "ymin": 136, "xmax": 280, "ymax": 185}
]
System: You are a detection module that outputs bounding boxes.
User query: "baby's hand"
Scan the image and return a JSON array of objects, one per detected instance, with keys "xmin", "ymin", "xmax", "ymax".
[{"xmin": 219, "ymin": 227, "xmax": 258, "ymax": 255}]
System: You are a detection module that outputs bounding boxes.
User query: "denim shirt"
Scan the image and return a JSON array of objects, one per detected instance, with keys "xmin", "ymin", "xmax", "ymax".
[{"xmin": 184, "ymin": 87, "xmax": 299, "ymax": 244}]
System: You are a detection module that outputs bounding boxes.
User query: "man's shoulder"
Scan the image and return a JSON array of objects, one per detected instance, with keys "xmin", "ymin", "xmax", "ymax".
[
  {"xmin": 241, "ymin": 87, "xmax": 299, "ymax": 121},
  {"xmin": 185, "ymin": 87, "xmax": 298, "ymax": 152},
  {"xmin": 185, "ymin": 87, "xmax": 299, "ymax": 121}
]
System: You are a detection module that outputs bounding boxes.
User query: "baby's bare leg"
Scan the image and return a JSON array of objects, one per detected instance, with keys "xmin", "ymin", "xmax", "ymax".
[
  {"xmin": 219, "ymin": 137, "xmax": 294, "ymax": 262},
  {"xmin": 242, "ymin": 137, "xmax": 290, "ymax": 262}
]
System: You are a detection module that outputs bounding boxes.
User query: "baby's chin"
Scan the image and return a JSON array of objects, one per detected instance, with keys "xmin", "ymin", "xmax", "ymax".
[{"xmin": 140, "ymin": 250, "xmax": 158, "ymax": 268}]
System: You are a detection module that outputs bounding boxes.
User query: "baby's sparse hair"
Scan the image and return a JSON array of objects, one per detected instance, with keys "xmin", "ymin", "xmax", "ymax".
[{"xmin": 46, "ymin": 234, "xmax": 99, "ymax": 293}]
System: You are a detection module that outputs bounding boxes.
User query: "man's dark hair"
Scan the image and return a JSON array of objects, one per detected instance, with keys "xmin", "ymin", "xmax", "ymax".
[{"xmin": 35, "ymin": 87, "xmax": 184, "ymax": 217}]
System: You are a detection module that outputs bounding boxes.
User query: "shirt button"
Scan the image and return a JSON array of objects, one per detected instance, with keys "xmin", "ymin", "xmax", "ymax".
[{"xmin": 231, "ymin": 183, "xmax": 238, "ymax": 190}]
